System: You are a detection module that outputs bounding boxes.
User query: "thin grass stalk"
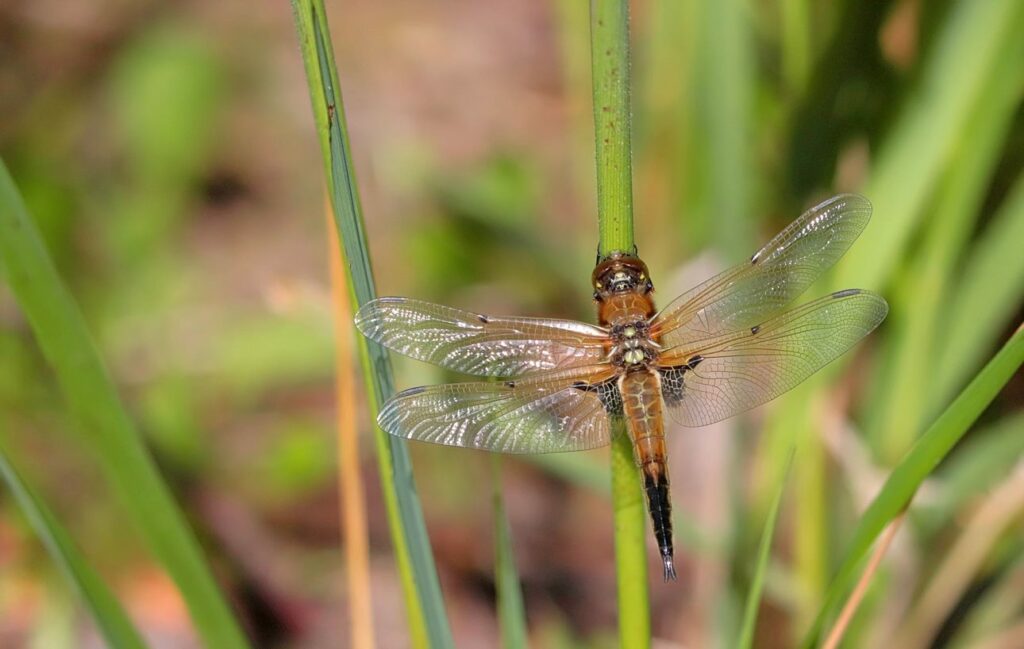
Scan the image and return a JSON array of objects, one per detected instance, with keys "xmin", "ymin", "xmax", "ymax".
[
  {"xmin": 0, "ymin": 442, "xmax": 148, "ymax": 649},
  {"xmin": 801, "ymin": 323, "xmax": 1024, "ymax": 647},
  {"xmin": 821, "ymin": 512, "xmax": 905, "ymax": 649},
  {"xmin": 590, "ymin": 0, "xmax": 650, "ymax": 645},
  {"xmin": 0, "ymin": 161, "xmax": 248, "ymax": 649},
  {"xmin": 736, "ymin": 452, "xmax": 793, "ymax": 649},
  {"xmin": 291, "ymin": 3, "xmax": 453, "ymax": 646},
  {"xmin": 491, "ymin": 457, "xmax": 527, "ymax": 649},
  {"xmin": 327, "ymin": 207, "xmax": 375, "ymax": 649}
]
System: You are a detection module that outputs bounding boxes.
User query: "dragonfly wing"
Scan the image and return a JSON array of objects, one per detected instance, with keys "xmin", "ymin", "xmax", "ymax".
[
  {"xmin": 657, "ymin": 290, "xmax": 887, "ymax": 427},
  {"xmin": 377, "ymin": 365, "xmax": 619, "ymax": 454},
  {"xmin": 652, "ymin": 194, "xmax": 872, "ymax": 347},
  {"xmin": 355, "ymin": 297, "xmax": 609, "ymax": 377}
]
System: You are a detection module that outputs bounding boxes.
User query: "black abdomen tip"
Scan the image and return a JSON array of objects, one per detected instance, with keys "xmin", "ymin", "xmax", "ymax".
[{"xmin": 662, "ymin": 554, "xmax": 677, "ymax": 581}]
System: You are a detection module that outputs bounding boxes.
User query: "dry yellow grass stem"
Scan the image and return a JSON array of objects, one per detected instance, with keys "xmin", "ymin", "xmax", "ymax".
[
  {"xmin": 327, "ymin": 205, "xmax": 376, "ymax": 649},
  {"xmin": 822, "ymin": 511, "xmax": 905, "ymax": 649}
]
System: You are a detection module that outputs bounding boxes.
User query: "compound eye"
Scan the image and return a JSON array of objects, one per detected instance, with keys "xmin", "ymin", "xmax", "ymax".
[{"xmin": 593, "ymin": 290, "xmax": 602, "ymax": 302}]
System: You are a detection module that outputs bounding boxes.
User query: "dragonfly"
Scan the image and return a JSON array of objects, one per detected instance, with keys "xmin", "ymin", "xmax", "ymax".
[{"xmin": 355, "ymin": 194, "xmax": 888, "ymax": 581}]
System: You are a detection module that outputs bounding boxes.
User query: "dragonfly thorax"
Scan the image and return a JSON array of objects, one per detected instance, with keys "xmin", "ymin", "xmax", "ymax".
[{"xmin": 610, "ymin": 320, "xmax": 659, "ymax": 368}]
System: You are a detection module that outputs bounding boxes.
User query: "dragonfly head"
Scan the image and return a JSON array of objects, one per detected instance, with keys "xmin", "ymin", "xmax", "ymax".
[{"xmin": 592, "ymin": 253, "xmax": 653, "ymax": 301}]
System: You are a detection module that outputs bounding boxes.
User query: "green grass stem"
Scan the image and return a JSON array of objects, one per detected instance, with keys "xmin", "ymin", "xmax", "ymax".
[
  {"xmin": 491, "ymin": 458, "xmax": 528, "ymax": 649},
  {"xmin": 590, "ymin": 1, "xmax": 650, "ymax": 645},
  {"xmin": 736, "ymin": 452, "xmax": 792, "ymax": 649},
  {"xmin": 592, "ymin": 0, "xmax": 635, "ymax": 256},
  {"xmin": 290, "ymin": 2, "xmax": 453, "ymax": 647}
]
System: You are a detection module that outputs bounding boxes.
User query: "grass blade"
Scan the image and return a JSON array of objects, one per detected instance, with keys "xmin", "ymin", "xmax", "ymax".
[
  {"xmin": 802, "ymin": 323, "xmax": 1024, "ymax": 646},
  {"xmin": 737, "ymin": 452, "xmax": 793, "ymax": 649},
  {"xmin": 0, "ymin": 163, "xmax": 248, "ymax": 647},
  {"xmin": 290, "ymin": 2, "xmax": 453, "ymax": 646},
  {"xmin": 590, "ymin": 1, "xmax": 650, "ymax": 645},
  {"xmin": 0, "ymin": 442, "xmax": 148, "ymax": 649},
  {"xmin": 492, "ymin": 458, "xmax": 527, "ymax": 649}
]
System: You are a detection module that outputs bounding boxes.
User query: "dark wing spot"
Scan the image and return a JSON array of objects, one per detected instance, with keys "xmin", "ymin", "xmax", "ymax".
[
  {"xmin": 659, "ymin": 366, "xmax": 686, "ymax": 405},
  {"xmin": 750, "ymin": 251, "xmax": 761, "ymax": 265},
  {"xmin": 477, "ymin": 314, "xmax": 491, "ymax": 323},
  {"xmin": 504, "ymin": 380, "xmax": 516, "ymax": 389},
  {"xmin": 751, "ymin": 325, "xmax": 761, "ymax": 335},
  {"xmin": 686, "ymin": 355, "xmax": 704, "ymax": 369},
  {"xmin": 832, "ymin": 288, "xmax": 861, "ymax": 298},
  {"xmin": 573, "ymin": 377, "xmax": 623, "ymax": 417}
]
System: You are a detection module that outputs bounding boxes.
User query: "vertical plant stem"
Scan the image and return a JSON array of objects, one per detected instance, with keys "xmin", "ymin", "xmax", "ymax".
[
  {"xmin": 291, "ymin": 2, "xmax": 453, "ymax": 647},
  {"xmin": 611, "ymin": 432, "xmax": 650, "ymax": 644},
  {"xmin": 590, "ymin": 2, "xmax": 649, "ymax": 644},
  {"xmin": 327, "ymin": 206, "xmax": 375, "ymax": 649},
  {"xmin": 591, "ymin": 0, "xmax": 635, "ymax": 256},
  {"xmin": 491, "ymin": 457, "xmax": 528, "ymax": 649},
  {"xmin": 737, "ymin": 452, "xmax": 793, "ymax": 649}
]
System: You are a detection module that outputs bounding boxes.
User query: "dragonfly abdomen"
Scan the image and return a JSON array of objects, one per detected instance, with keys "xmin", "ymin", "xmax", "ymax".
[{"xmin": 618, "ymin": 370, "xmax": 676, "ymax": 580}]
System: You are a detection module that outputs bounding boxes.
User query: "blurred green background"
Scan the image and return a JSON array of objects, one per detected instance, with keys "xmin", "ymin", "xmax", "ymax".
[{"xmin": 1, "ymin": 0, "xmax": 1023, "ymax": 647}]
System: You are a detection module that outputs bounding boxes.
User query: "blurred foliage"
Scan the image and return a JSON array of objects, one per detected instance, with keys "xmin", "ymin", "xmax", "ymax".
[{"xmin": 0, "ymin": 0, "xmax": 1022, "ymax": 647}]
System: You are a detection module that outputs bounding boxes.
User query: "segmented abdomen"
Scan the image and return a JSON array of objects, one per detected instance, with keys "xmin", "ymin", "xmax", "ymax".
[{"xmin": 618, "ymin": 369, "xmax": 676, "ymax": 580}]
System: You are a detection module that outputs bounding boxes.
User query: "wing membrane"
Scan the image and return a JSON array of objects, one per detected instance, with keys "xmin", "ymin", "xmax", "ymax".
[
  {"xmin": 355, "ymin": 297, "xmax": 609, "ymax": 377},
  {"xmin": 377, "ymin": 365, "xmax": 618, "ymax": 454},
  {"xmin": 658, "ymin": 290, "xmax": 887, "ymax": 427},
  {"xmin": 652, "ymin": 194, "xmax": 872, "ymax": 347}
]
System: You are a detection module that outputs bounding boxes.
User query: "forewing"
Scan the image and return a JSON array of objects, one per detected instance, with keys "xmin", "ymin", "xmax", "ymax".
[
  {"xmin": 377, "ymin": 365, "xmax": 619, "ymax": 454},
  {"xmin": 652, "ymin": 194, "xmax": 872, "ymax": 347},
  {"xmin": 355, "ymin": 297, "xmax": 609, "ymax": 377},
  {"xmin": 658, "ymin": 290, "xmax": 887, "ymax": 427}
]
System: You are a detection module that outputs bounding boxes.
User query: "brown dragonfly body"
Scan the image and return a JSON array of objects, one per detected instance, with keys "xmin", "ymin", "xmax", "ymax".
[
  {"xmin": 593, "ymin": 254, "xmax": 678, "ymax": 577},
  {"xmin": 356, "ymin": 194, "xmax": 889, "ymax": 582}
]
